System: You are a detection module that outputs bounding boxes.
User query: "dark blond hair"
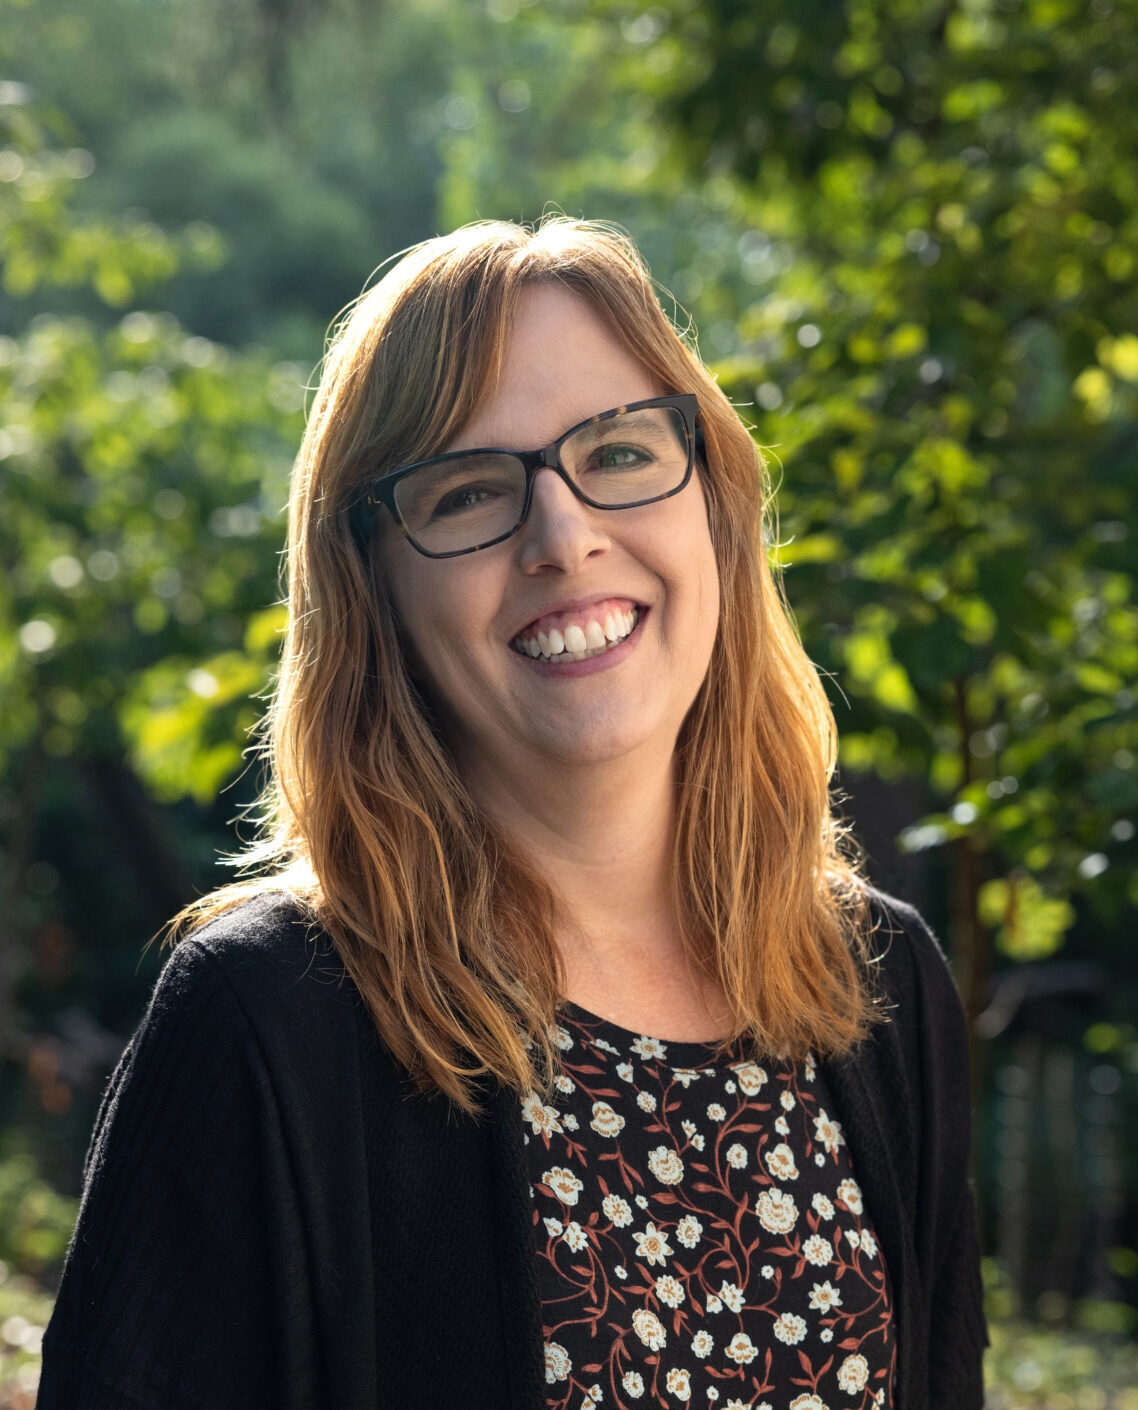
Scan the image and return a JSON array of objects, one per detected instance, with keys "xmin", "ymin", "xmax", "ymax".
[{"xmin": 174, "ymin": 217, "xmax": 875, "ymax": 1110}]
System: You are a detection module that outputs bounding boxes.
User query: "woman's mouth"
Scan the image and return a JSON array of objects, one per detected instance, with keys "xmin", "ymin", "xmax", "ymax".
[{"xmin": 510, "ymin": 602, "xmax": 640, "ymax": 663}]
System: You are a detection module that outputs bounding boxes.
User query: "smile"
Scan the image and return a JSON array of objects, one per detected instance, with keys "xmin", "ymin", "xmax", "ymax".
[{"xmin": 511, "ymin": 602, "xmax": 640, "ymax": 663}]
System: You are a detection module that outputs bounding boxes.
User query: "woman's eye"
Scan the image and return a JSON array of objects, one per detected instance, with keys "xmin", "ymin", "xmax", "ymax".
[
  {"xmin": 590, "ymin": 442, "xmax": 652, "ymax": 471},
  {"xmin": 431, "ymin": 483, "xmax": 500, "ymax": 518}
]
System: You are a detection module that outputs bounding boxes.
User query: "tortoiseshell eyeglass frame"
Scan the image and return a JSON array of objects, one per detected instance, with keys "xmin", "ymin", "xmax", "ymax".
[{"xmin": 360, "ymin": 393, "xmax": 701, "ymax": 559}]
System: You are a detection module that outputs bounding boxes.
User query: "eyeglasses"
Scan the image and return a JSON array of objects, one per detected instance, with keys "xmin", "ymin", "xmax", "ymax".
[{"xmin": 363, "ymin": 393, "xmax": 700, "ymax": 558}]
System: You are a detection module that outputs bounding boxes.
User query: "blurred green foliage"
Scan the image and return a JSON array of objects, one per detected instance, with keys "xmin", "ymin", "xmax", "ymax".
[
  {"xmin": 0, "ymin": 1145, "xmax": 75, "ymax": 1278},
  {"xmin": 0, "ymin": 0, "xmax": 1136, "ymax": 1344}
]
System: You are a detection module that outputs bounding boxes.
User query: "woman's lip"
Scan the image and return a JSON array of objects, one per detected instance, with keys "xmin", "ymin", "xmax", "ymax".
[
  {"xmin": 512, "ymin": 608, "xmax": 646, "ymax": 676},
  {"xmin": 511, "ymin": 594, "xmax": 642, "ymax": 641}
]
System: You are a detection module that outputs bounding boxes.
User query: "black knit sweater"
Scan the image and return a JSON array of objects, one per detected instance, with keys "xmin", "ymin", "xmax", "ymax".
[{"xmin": 39, "ymin": 890, "xmax": 986, "ymax": 1408}]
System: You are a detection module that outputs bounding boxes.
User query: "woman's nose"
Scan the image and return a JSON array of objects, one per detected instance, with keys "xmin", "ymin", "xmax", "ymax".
[{"xmin": 516, "ymin": 467, "xmax": 611, "ymax": 574}]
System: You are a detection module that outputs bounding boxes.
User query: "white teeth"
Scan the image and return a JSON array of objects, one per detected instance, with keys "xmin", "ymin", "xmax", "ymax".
[{"xmin": 513, "ymin": 605, "xmax": 641, "ymax": 661}]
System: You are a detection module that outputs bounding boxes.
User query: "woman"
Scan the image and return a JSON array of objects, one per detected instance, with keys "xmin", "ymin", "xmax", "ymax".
[{"xmin": 40, "ymin": 219, "xmax": 985, "ymax": 1409}]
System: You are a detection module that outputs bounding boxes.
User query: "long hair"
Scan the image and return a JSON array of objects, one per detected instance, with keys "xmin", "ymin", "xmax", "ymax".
[{"xmin": 172, "ymin": 217, "xmax": 876, "ymax": 1111}]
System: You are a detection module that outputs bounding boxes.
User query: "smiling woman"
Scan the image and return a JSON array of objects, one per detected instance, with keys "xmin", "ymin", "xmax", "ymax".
[{"xmin": 39, "ymin": 219, "xmax": 986, "ymax": 1410}]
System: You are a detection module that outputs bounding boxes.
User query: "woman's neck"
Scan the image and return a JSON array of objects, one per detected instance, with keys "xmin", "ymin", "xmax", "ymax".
[{"xmin": 457, "ymin": 745, "xmax": 732, "ymax": 1041}]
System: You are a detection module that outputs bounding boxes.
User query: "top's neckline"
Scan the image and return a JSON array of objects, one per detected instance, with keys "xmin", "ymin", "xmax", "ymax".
[{"xmin": 557, "ymin": 999, "xmax": 741, "ymax": 1070}]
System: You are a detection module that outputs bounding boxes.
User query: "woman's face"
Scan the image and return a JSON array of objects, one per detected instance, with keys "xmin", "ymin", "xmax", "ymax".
[{"xmin": 380, "ymin": 283, "xmax": 721, "ymax": 785}]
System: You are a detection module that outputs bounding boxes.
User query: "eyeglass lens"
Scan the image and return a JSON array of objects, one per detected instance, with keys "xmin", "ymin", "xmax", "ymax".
[{"xmin": 393, "ymin": 405, "xmax": 691, "ymax": 555}]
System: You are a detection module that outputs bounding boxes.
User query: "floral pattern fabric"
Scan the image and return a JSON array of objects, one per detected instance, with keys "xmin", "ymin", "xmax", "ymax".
[{"xmin": 522, "ymin": 1005, "xmax": 896, "ymax": 1410}]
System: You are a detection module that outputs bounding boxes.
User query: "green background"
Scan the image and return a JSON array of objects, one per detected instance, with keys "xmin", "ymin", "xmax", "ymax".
[{"xmin": 1, "ymin": 0, "xmax": 1136, "ymax": 1401}]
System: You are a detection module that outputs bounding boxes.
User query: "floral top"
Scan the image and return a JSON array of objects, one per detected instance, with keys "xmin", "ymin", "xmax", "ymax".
[{"xmin": 521, "ymin": 1004, "xmax": 896, "ymax": 1410}]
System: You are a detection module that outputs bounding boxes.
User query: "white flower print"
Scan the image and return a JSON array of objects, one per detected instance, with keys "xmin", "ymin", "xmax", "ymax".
[
  {"xmin": 838, "ymin": 1353, "xmax": 870, "ymax": 1393},
  {"xmin": 773, "ymin": 1312, "xmax": 808, "ymax": 1345},
  {"xmin": 589, "ymin": 1101, "xmax": 625, "ymax": 1137},
  {"xmin": 632, "ymin": 1036, "xmax": 668, "ymax": 1060},
  {"xmin": 521, "ymin": 1092, "xmax": 563, "ymax": 1137},
  {"xmin": 527, "ymin": 1010, "xmax": 894, "ymax": 1410},
  {"xmin": 665, "ymin": 1368, "xmax": 692, "ymax": 1401},
  {"xmin": 808, "ymin": 1280, "xmax": 842, "ymax": 1311},
  {"xmin": 552, "ymin": 1024, "xmax": 574, "ymax": 1050},
  {"xmin": 633, "ymin": 1222, "xmax": 673, "ymax": 1266},
  {"xmin": 805, "ymin": 1054, "xmax": 817, "ymax": 1080},
  {"xmin": 733, "ymin": 1062, "xmax": 768, "ymax": 1095},
  {"xmin": 648, "ymin": 1146, "xmax": 685, "ymax": 1185},
  {"xmin": 756, "ymin": 1187, "xmax": 799, "ymax": 1234},
  {"xmin": 603, "ymin": 1193, "xmax": 633, "ymax": 1227},
  {"xmin": 837, "ymin": 1178, "xmax": 863, "ymax": 1215},
  {"xmin": 563, "ymin": 1221, "xmax": 589, "ymax": 1252},
  {"xmin": 543, "ymin": 1166, "xmax": 584, "ymax": 1206},
  {"xmin": 632, "ymin": 1308, "xmax": 667, "ymax": 1350},
  {"xmin": 725, "ymin": 1332, "xmax": 758, "ymax": 1364},
  {"xmin": 544, "ymin": 1342, "xmax": 571, "ymax": 1383},
  {"xmin": 813, "ymin": 1108, "xmax": 844, "ymax": 1155},
  {"xmin": 764, "ymin": 1142, "xmax": 800, "ymax": 1181},
  {"xmin": 803, "ymin": 1233, "xmax": 833, "ymax": 1266},
  {"xmin": 676, "ymin": 1215, "xmax": 703, "ymax": 1248}
]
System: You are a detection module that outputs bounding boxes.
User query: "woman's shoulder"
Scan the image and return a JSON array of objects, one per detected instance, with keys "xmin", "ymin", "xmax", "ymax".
[
  {"xmin": 860, "ymin": 886, "xmax": 955, "ymax": 988},
  {"xmin": 855, "ymin": 884, "xmax": 969, "ymax": 1060},
  {"xmin": 154, "ymin": 890, "xmax": 356, "ymax": 1037}
]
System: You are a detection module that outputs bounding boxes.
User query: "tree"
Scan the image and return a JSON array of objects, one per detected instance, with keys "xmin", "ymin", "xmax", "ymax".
[
  {"xmin": 0, "ymin": 98, "xmax": 301, "ymax": 1123},
  {"xmin": 580, "ymin": 0, "xmax": 1138, "ymax": 1041}
]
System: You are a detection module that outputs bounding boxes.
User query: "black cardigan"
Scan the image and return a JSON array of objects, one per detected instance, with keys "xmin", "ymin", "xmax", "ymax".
[{"xmin": 39, "ymin": 891, "xmax": 986, "ymax": 1408}]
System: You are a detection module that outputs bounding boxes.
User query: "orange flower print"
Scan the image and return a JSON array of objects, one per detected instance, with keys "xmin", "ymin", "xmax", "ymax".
[
  {"xmin": 544, "ymin": 1342, "xmax": 571, "ymax": 1383},
  {"xmin": 542, "ymin": 1166, "xmax": 583, "ymax": 1206}
]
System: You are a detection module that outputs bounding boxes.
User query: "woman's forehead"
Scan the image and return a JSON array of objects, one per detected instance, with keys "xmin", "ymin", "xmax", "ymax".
[{"xmin": 445, "ymin": 284, "xmax": 662, "ymax": 454}]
